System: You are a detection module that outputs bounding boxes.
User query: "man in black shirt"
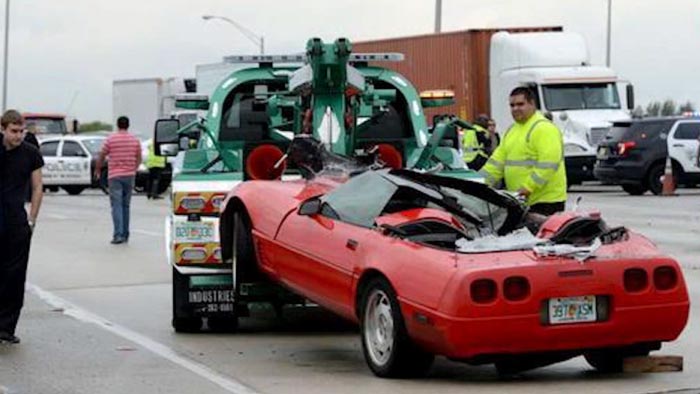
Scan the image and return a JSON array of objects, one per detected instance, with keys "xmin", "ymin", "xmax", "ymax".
[{"xmin": 0, "ymin": 109, "xmax": 44, "ymax": 345}]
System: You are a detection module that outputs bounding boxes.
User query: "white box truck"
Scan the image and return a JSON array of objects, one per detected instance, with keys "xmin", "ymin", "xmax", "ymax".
[{"xmin": 112, "ymin": 77, "xmax": 190, "ymax": 140}]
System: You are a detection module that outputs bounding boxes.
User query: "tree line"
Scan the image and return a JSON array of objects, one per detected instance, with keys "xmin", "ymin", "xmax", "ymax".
[{"xmin": 633, "ymin": 100, "xmax": 696, "ymax": 118}]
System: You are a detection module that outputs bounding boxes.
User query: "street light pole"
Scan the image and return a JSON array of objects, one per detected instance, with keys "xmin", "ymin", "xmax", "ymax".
[
  {"xmin": 2, "ymin": 0, "xmax": 10, "ymax": 112},
  {"xmin": 202, "ymin": 15, "xmax": 264, "ymax": 55},
  {"xmin": 606, "ymin": 0, "xmax": 612, "ymax": 67},
  {"xmin": 434, "ymin": 0, "xmax": 442, "ymax": 33}
]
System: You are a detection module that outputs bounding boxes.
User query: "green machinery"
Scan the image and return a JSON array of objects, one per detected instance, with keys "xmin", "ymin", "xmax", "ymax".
[{"xmin": 154, "ymin": 38, "xmax": 478, "ymax": 332}]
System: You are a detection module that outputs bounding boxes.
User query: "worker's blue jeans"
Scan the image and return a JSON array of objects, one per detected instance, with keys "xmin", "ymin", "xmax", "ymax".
[{"xmin": 108, "ymin": 176, "xmax": 134, "ymax": 241}]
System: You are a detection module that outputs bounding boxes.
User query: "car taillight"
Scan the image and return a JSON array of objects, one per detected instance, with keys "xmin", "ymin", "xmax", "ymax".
[
  {"xmin": 503, "ymin": 276, "xmax": 530, "ymax": 301},
  {"xmin": 470, "ymin": 279, "xmax": 497, "ymax": 304},
  {"xmin": 624, "ymin": 268, "xmax": 648, "ymax": 292},
  {"xmin": 617, "ymin": 141, "xmax": 636, "ymax": 157},
  {"xmin": 654, "ymin": 266, "xmax": 678, "ymax": 290}
]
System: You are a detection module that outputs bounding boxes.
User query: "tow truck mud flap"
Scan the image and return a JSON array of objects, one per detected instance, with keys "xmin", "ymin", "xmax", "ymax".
[{"xmin": 173, "ymin": 271, "xmax": 236, "ymax": 319}]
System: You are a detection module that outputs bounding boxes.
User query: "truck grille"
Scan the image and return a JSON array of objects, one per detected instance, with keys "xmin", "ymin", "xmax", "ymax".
[{"xmin": 590, "ymin": 127, "xmax": 610, "ymax": 146}]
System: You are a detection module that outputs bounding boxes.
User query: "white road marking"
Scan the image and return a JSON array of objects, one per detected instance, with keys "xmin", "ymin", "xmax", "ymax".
[
  {"xmin": 132, "ymin": 229, "xmax": 162, "ymax": 237},
  {"xmin": 28, "ymin": 284, "xmax": 259, "ymax": 394},
  {"xmin": 46, "ymin": 213, "xmax": 69, "ymax": 220}
]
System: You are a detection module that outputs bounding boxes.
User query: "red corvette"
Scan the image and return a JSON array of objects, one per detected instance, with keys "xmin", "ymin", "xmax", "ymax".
[{"xmin": 219, "ymin": 168, "xmax": 689, "ymax": 378}]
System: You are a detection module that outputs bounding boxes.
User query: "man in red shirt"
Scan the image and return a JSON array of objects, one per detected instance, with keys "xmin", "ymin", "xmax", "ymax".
[{"xmin": 94, "ymin": 116, "xmax": 142, "ymax": 244}]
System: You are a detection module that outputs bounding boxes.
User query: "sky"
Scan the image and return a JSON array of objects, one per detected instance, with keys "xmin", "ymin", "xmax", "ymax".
[{"xmin": 3, "ymin": 0, "xmax": 700, "ymax": 123}]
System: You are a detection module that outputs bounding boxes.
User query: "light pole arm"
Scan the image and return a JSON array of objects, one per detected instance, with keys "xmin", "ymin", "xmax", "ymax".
[{"xmin": 202, "ymin": 15, "xmax": 264, "ymax": 55}]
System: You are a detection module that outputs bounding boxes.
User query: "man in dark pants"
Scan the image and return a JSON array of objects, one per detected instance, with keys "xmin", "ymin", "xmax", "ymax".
[{"xmin": 0, "ymin": 110, "xmax": 44, "ymax": 344}]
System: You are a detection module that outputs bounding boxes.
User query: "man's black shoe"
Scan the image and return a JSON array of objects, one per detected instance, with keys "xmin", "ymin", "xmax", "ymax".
[
  {"xmin": 0, "ymin": 332, "xmax": 20, "ymax": 344},
  {"xmin": 110, "ymin": 238, "xmax": 124, "ymax": 245}
]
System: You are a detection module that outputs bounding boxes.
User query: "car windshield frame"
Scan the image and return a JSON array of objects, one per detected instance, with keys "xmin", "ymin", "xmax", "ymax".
[
  {"xmin": 542, "ymin": 82, "xmax": 621, "ymax": 111},
  {"xmin": 80, "ymin": 137, "xmax": 105, "ymax": 156}
]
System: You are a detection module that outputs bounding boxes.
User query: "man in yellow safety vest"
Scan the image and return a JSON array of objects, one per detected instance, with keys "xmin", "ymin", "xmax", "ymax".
[
  {"xmin": 462, "ymin": 114, "xmax": 491, "ymax": 171},
  {"xmin": 479, "ymin": 87, "xmax": 567, "ymax": 215},
  {"xmin": 146, "ymin": 139, "xmax": 166, "ymax": 199}
]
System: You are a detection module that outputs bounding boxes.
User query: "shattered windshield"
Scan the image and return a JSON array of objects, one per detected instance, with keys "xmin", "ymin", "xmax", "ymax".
[
  {"xmin": 321, "ymin": 171, "xmax": 397, "ymax": 227},
  {"xmin": 438, "ymin": 186, "xmax": 510, "ymax": 231},
  {"xmin": 321, "ymin": 169, "xmax": 522, "ymax": 236}
]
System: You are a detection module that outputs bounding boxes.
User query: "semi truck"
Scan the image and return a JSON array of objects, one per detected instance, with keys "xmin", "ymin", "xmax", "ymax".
[{"xmin": 354, "ymin": 28, "xmax": 636, "ymax": 185}]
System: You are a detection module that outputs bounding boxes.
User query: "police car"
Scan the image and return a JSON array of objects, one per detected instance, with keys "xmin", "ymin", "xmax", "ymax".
[
  {"xmin": 39, "ymin": 134, "xmax": 108, "ymax": 195},
  {"xmin": 594, "ymin": 115, "xmax": 700, "ymax": 195}
]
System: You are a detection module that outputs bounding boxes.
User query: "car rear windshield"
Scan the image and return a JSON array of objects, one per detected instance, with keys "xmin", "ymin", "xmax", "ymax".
[{"xmin": 608, "ymin": 120, "xmax": 672, "ymax": 142}]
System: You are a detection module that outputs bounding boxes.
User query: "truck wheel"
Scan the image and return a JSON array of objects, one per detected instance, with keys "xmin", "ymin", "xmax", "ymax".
[
  {"xmin": 359, "ymin": 277, "xmax": 434, "ymax": 378},
  {"xmin": 207, "ymin": 316, "xmax": 238, "ymax": 333},
  {"xmin": 646, "ymin": 163, "xmax": 665, "ymax": 195},
  {"xmin": 172, "ymin": 267, "xmax": 202, "ymax": 333},
  {"xmin": 62, "ymin": 186, "xmax": 85, "ymax": 195},
  {"xmin": 622, "ymin": 184, "xmax": 647, "ymax": 195}
]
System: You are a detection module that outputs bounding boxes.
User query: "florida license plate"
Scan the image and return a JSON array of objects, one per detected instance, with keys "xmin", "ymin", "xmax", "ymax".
[
  {"xmin": 548, "ymin": 295, "xmax": 597, "ymax": 324},
  {"xmin": 174, "ymin": 221, "xmax": 217, "ymax": 243}
]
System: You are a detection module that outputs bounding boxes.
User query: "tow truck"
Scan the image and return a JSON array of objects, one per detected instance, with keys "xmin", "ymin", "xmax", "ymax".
[{"xmin": 154, "ymin": 38, "xmax": 477, "ymax": 332}]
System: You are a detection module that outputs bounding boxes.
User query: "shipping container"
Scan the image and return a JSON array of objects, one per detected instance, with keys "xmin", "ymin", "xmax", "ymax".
[{"xmin": 353, "ymin": 27, "xmax": 562, "ymax": 123}]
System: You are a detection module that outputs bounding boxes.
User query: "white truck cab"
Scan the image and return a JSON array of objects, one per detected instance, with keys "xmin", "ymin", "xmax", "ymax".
[{"xmin": 490, "ymin": 31, "xmax": 634, "ymax": 185}]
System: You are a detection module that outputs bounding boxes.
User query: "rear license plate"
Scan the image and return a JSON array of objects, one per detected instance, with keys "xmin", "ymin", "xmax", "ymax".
[
  {"xmin": 174, "ymin": 221, "xmax": 216, "ymax": 243},
  {"xmin": 596, "ymin": 147, "xmax": 608, "ymax": 160},
  {"xmin": 548, "ymin": 295, "xmax": 597, "ymax": 324}
]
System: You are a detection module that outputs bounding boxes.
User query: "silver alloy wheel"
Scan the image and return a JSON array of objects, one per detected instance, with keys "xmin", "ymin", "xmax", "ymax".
[{"xmin": 363, "ymin": 288, "xmax": 395, "ymax": 367}]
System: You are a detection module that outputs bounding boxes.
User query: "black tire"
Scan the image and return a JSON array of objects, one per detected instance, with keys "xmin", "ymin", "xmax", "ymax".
[
  {"xmin": 99, "ymin": 168, "xmax": 109, "ymax": 195},
  {"xmin": 207, "ymin": 316, "xmax": 238, "ymax": 333},
  {"xmin": 622, "ymin": 183, "xmax": 647, "ymax": 196},
  {"xmin": 172, "ymin": 267, "xmax": 202, "ymax": 333},
  {"xmin": 646, "ymin": 163, "xmax": 665, "ymax": 196},
  {"xmin": 62, "ymin": 185, "xmax": 85, "ymax": 195},
  {"xmin": 359, "ymin": 277, "xmax": 434, "ymax": 378},
  {"xmin": 584, "ymin": 348, "xmax": 650, "ymax": 373},
  {"xmin": 233, "ymin": 211, "xmax": 263, "ymax": 285}
]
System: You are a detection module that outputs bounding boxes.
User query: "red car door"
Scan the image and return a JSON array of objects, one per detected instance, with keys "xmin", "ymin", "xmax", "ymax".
[{"xmin": 274, "ymin": 212, "xmax": 366, "ymax": 319}]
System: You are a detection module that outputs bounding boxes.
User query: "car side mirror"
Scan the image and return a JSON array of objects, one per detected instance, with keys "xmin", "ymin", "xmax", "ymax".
[
  {"xmin": 154, "ymin": 118, "xmax": 180, "ymax": 156},
  {"xmin": 298, "ymin": 197, "xmax": 322, "ymax": 216},
  {"xmin": 626, "ymin": 84, "xmax": 635, "ymax": 110}
]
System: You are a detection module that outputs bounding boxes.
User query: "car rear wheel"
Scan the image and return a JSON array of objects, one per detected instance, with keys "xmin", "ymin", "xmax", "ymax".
[
  {"xmin": 360, "ymin": 277, "xmax": 434, "ymax": 378},
  {"xmin": 99, "ymin": 168, "xmax": 109, "ymax": 195},
  {"xmin": 646, "ymin": 163, "xmax": 665, "ymax": 195},
  {"xmin": 62, "ymin": 185, "xmax": 85, "ymax": 195},
  {"xmin": 621, "ymin": 184, "xmax": 647, "ymax": 195}
]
